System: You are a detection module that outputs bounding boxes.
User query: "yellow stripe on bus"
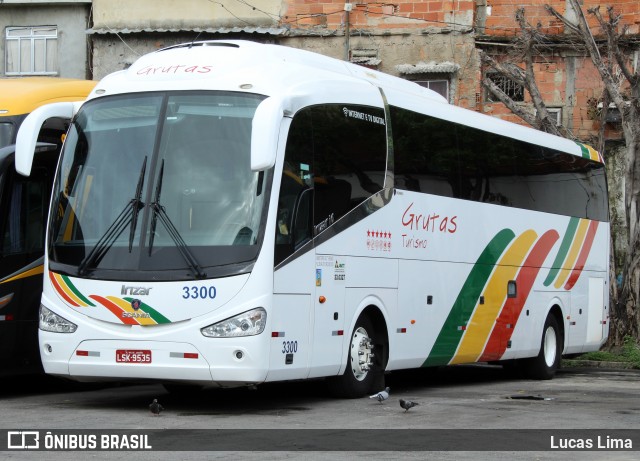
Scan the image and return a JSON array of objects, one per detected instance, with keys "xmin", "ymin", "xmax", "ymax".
[
  {"xmin": 0, "ymin": 264, "xmax": 44, "ymax": 284},
  {"xmin": 52, "ymin": 272, "xmax": 87, "ymax": 306},
  {"xmin": 553, "ymin": 219, "xmax": 589, "ymax": 289},
  {"xmin": 451, "ymin": 230, "xmax": 537, "ymax": 365},
  {"xmin": 585, "ymin": 145, "xmax": 600, "ymax": 162}
]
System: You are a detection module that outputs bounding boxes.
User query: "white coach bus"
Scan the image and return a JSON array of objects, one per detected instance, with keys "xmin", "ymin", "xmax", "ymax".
[{"xmin": 15, "ymin": 41, "xmax": 609, "ymax": 397}]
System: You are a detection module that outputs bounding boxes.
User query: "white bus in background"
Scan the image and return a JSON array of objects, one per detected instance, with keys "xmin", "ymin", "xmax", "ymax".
[{"xmin": 16, "ymin": 41, "xmax": 609, "ymax": 397}]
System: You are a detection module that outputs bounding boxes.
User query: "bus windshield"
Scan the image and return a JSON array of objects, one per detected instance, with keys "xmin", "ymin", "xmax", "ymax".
[{"xmin": 49, "ymin": 91, "xmax": 270, "ymax": 280}]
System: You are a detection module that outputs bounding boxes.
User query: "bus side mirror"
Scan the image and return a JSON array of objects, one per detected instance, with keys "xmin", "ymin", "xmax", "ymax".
[
  {"xmin": 15, "ymin": 102, "xmax": 78, "ymax": 176},
  {"xmin": 251, "ymin": 97, "xmax": 283, "ymax": 171}
]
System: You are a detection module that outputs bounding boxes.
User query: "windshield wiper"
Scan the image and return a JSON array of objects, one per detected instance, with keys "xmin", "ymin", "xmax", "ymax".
[
  {"xmin": 129, "ymin": 156, "xmax": 147, "ymax": 251},
  {"xmin": 77, "ymin": 157, "xmax": 147, "ymax": 276},
  {"xmin": 148, "ymin": 160, "xmax": 206, "ymax": 279}
]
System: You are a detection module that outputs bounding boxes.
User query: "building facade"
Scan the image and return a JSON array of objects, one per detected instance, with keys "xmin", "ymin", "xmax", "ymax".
[
  {"xmin": 88, "ymin": 0, "xmax": 479, "ymax": 109},
  {"xmin": 2, "ymin": 0, "xmax": 637, "ymax": 142},
  {"xmin": 0, "ymin": 0, "xmax": 91, "ymax": 79},
  {"xmin": 477, "ymin": 0, "xmax": 639, "ymax": 142}
]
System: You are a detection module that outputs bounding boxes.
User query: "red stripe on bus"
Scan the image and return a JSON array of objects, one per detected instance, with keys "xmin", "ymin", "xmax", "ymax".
[
  {"xmin": 49, "ymin": 272, "xmax": 80, "ymax": 307},
  {"xmin": 480, "ymin": 230, "xmax": 559, "ymax": 362},
  {"xmin": 564, "ymin": 221, "xmax": 599, "ymax": 290},
  {"xmin": 89, "ymin": 295, "xmax": 140, "ymax": 325}
]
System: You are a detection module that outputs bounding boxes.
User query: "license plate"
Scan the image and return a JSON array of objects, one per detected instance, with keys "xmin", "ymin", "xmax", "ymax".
[{"xmin": 116, "ymin": 349, "xmax": 152, "ymax": 364}]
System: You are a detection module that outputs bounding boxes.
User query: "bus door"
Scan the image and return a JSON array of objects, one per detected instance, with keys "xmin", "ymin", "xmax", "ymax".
[
  {"xmin": 269, "ymin": 117, "xmax": 315, "ymax": 382},
  {"xmin": 584, "ymin": 277, "xmax": 607, "ymax": 351},
  {"xmin": 0, "ymin": 146, "xmax": 56, "ymax": 371}
]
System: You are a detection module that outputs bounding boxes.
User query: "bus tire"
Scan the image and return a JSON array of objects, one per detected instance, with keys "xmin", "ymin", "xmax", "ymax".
[
  {"xmin": 526, "ymin": 314, "xmax": 562, "ymax": 380},
  {"xmin": 328, "ymin": 315, "xmax": 382, "ymax": 398}
]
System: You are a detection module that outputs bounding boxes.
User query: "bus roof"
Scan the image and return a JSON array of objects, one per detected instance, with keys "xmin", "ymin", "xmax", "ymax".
[
  {"xmin": 95, "ymin": 40, "xmax": 447, "ymax": 105},
  {"xmin": 0, "ymin": 77, "xmax": 97, "ymax": 116},
  {"xmin": 90, "ymin": 40, "xmax": 595, "ymax": 161}
]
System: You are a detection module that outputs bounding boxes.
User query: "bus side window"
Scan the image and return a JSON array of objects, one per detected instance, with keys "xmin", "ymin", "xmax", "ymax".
[
  {"xmin": 275, "ymin": 111, "xmax": 314, "ymax": 266},
  {"xmin": 275, "ymin": 103, "xmax": 387, "ymax": 266},
  {"xmin": 313, "ymin": 177, "xmax": 352, "ymax": 226},
  {"xmin": 309, "ymin": 104, "xmax": 386, "ymax": 225},
  {"xmin": 1, "ymin": 167, "xmax": 48, "ymax": 255}
]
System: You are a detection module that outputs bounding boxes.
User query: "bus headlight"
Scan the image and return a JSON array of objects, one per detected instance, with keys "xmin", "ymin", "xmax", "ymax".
[
  {"xmin": 201, "ymin": 308, "xmax": 266, "ymax": 338},
  {"xmin": 39, "ymin": 305, "xmax": 77, "ymax": 333}
]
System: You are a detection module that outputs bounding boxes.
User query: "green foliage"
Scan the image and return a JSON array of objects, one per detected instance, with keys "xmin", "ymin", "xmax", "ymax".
[
  {"xmin": 621, "ymin": 336, "xmax": 640, "ymax": 366},
  {"xmin": 576, "ymin": 336, "xmax": 640, "ymax": 369}
]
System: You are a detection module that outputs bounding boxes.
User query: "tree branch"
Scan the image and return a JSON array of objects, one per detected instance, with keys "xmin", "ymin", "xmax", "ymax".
[
  {"xmin": 594, "ymin": 5, "xmax": 639, "ymax": 87},
  {"xmin": 480, "ymin": 77, "xmax": 538, "ymax": 127},
  {"xmin": 482, "ymin": 14, "xmax": 568, "ymax": 138},
  {"xmin": 544, "ymin": 3, "xmax": 581, "ymax": 35},
  {"xmin": 480, "ymin": 52, "xmax": 527, "ymax": 86},
  {"xmin": 547, "ymin": 0, "xmax": 627, "ymax": 111}
]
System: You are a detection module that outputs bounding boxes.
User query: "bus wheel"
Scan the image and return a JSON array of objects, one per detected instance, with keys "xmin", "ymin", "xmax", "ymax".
[
  {"xmin": 526, "ymin": 314, "xmax": 562, "ymax": 380},
  {"xmin": 328, "ymin": 315, "xmax": 381, "ymax": 398}
]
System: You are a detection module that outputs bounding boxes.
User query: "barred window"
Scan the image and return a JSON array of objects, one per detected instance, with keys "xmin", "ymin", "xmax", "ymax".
[
  {"xmin": 485, "ymin": 72, "xmax": 524, "ymax": 102},
  {"xmin": 5, "ymin": 26, "xmax": 58, "ymax": 76}
]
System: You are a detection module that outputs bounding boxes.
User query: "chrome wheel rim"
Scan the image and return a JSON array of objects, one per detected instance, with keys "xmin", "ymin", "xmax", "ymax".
[{"xmin": 350, "ymin": 326, "xmax": 373, "ymax": 381}]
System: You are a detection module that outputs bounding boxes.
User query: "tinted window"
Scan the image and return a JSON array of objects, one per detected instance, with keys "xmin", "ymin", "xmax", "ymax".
[
  {"xmin": 310, "ymin": 105, "xmax": 386, "ymax": 228},
  {"xmin": 392, "ymin": 105, "xmax": 608, "ymax": 221},
  {"xmin": 0, "ymin": 122, "xmax": 15, "ymax": 148},
  {"xmin": 390, "ymin": 107, "xmax": 457, "ymax": 197},
  {"xmin": 2, "ymin": 166, "xmax": 49, "ymax": 254},
  {"xmin": 275, "ymin": 104, "xmax": 387, "ymax": 265}
]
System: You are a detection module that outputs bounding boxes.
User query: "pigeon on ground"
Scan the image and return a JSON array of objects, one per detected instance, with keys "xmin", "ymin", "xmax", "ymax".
[
  {"xmin": 399, "ymin": 398, "xmax": 419, "ymax": 412},
  {"xmin": 149, "ymin": 398, "xmax": 164, "ymax": 416},
  {"xmin": 370, "ymin": 387, "xmax": 390, "ymax": 403}
]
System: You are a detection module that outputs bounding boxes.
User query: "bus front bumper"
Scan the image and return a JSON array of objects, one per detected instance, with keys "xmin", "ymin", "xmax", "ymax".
[{"xmin": 40, "ymin": 336, "xmax": 269, "ymax": 387}]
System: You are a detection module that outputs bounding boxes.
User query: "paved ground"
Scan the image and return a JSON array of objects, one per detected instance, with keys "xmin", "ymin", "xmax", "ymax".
[{"xmin": 0, "ymin": 364, "xmax": 638, "ymax": 460}]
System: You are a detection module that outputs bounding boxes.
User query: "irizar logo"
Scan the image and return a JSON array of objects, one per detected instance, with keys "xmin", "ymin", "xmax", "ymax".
[{"xmin": 121, "ymin": 285, "xmax": 152, "ymax": 296}]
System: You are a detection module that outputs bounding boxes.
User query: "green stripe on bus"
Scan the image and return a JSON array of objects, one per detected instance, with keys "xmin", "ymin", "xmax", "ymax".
[
  {"xmin": 543, "ymin": 217, "xmax": 579, "ymax": 286},
  {"xmin": 124, "ymin": 298, "xmax": 171, "ymax": 324},
  {"xmin": 60, "ymin": 274, "xmax": 96, "ymax": 306},
  {"xmin": 576, "ymin": 142, "xmax": 590, "ymax": 159},
  {"xmin": 422, "ymin": 228, "xmax": 515, "ymax": 367}
]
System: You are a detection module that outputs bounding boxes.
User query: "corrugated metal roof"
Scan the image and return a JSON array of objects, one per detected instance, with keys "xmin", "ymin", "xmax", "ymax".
[
  {"xmin": 351, "ymin": 58, "xmax": 381, "ymax": 66},
  {"xmin": 87, "ymin": 26, "xmax": 287, "ymax": 35},
  {"xmin": 350, "ymin": 49, "xmax": 380, "ymax": 67},
  {"xmin": 396, "ymin": 61, "xmax": 460, "ymax": 74}
]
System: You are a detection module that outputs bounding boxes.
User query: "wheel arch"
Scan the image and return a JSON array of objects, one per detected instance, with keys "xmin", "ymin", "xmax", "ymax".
[
  {"xmin": 360, "ymin": 304, "xmax": 389, "ymax": 372},
  {"xmin": 343, "ymin": 298, "xmax": 390, "ymax": 375}
]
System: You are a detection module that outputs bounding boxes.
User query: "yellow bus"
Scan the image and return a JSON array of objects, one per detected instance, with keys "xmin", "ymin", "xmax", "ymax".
[
  {"xmin": 0, "ymin": 77, "xmax": 96, "ymax": 374},
  {"xmin": 0, "ymin": 77, "xmax": 96, "ymax": 146}
]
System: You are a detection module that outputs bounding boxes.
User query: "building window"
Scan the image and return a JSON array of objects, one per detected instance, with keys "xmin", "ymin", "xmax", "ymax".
[
  {"xmin": 485, "ymin": 72, "xmax": 524, "ymax": 102},
  {"xmin": 414, "ymin": 80, "xmax": 449, "ymax": 100},
  {"xmin": 534, "ymin": 107, "xmax": 563, "ymax": 126},
  {"xmin": 547, "ymin": 108, "xmax": 562, "ymax": 126},
  {"xmin": 5, "ymin": 26, "xmax": 58, "ymax": 76}
]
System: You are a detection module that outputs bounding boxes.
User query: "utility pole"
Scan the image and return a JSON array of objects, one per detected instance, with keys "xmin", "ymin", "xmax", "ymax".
[{"xmin": 344, "ymin": 3, "xmax": 353, "ymax": 61}]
